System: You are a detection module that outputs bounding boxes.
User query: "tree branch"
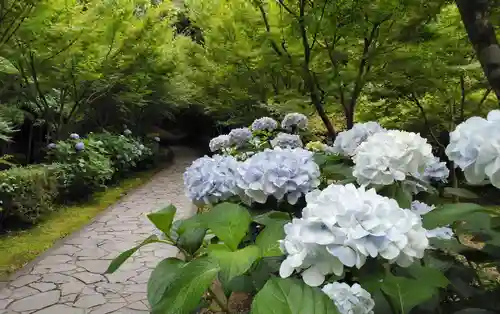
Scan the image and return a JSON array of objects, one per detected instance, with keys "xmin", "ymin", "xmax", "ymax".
[{"xmin": 410, "ymin": 92, "xmax": 445, "ymax": 149}]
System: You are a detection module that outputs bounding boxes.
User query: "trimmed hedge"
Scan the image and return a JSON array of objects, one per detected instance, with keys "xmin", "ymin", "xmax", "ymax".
[{"xmin": 0, "ymin": 165, "xmax": 59, "ymax": 227}]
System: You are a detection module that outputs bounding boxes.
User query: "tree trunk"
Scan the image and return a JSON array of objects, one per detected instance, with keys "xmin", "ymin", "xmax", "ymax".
[{"xmin": 455, "ymin": 0, "xmax": 500, "ymax": 101}]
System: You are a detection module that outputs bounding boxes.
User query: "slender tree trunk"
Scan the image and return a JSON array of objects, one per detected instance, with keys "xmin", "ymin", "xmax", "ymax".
[{"xmin": 455, "ymin": 0, "xmax": 500, "ymax": 101}]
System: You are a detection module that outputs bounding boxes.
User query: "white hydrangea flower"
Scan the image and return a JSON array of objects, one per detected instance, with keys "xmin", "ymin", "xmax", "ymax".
[
  {"xmin": 410, "ymin": 200, "xmax": 435, "ymax": 215},
  {"xmin": 322, "ymin": 282, "xmax": 375, "ymax": 314},
  {"xmin": 209, "ymin": 135, "xmax": 230, "ymax": 152},
  {"xmin": 421, "ymin": 156, "xmax": 449, "ymax": 183},
  {"xmin": 228, "ymin": 128, "xmax": 252, "ymax": 147},
  {"xmin": 445, "ymin": 110, "xmax": 500, "ymax": 188},
  {"xmin": 236, "ymin": 147, "xmax": 320, "ymax": 205},
  {"xmin": 281, "ymin": 113, "xmax": 308, "ymax": 131},
  {"xmin": 333, "ymin": 122, "xmax": 385, "ymax": 156},
  {"xmin": 270, "ymin": 133, "xmax": 303, "ymax": 149},
  {"xmin": 251, "ymin": 117, "xmax": 278, "ymax": 131},
  {"xmin": 183, "ymin": 155, "xmax": 240, "ymax": 205},
  {"xmin": 352, "ymin": 130, "xmax": 434, "ymax": 186}
]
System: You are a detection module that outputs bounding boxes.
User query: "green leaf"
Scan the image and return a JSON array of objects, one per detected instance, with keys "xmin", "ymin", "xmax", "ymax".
[
  {"xmin": 394, "ymin": 183, "xmax": 412, "ymax": 209},
  {"xmin": 256, "ymin": 221, "xmax": 286, "ymax": 257},
  {"xmin": 177, "ymin": 215, "xmax": 207, "ymax": 255},
  {"xmin": 423, "ymin": 203, "xmax": 486, "ymax": 229},
  {"xmin": 147, "ymin": 258, "xmax": 185, "ymax": 308},
  {"xmin": 251, "ymin": 277, "xmax": 339, "ymax": 314},
  {"xmin": 152, "ymin": 257, "xmax": 220, "ymax": 314},
  {"xmin": 0, "ymin": 56, "xmax": 18, "ymax": 74},
  {"xmin": 454, "ymin": 310, "xmax": 497, "ymax": 314},
  {"xmin": 202, "ymin": 202, "xmax": 252, "ymax": 251},
  {"xmin": 253, "ymin": 211, "xmax": 290, "ymax": 226},
  {"xmin": 443, "ymin": 187, "xmax": 479, "ymax": 199},
  {"xmin": 227, "ymin": 275, "xmax": 255, "ymax": 293},
  {"xmin": 322, "ymin": 163, "xmax": 354, "ymax": 179},
  {"xmin": 210, "ymin": 245, "xmax": 260, "ymax": 285},
  {"xmin": 250, "ymin": 257, "xmax": 282, "ymax": 290},
  {"xmin": 106, "ymin": 235, "xmax": 160, "ymax": 274},
  {"xmin": 381, "ymin": 273, "xmax": 438, "ymax": 314},
  {"xmin": 406, "ymin": 263, "xmax": 449, "ymax": 288},
  {"xmin": 147, "ymin": 204, "xmax": 177, "ymax": 234}
]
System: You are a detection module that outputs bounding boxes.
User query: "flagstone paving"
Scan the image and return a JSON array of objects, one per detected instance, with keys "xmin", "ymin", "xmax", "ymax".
[{"xmin": 0, "ymin": 147, "xmax": 198, "ymax": 314}]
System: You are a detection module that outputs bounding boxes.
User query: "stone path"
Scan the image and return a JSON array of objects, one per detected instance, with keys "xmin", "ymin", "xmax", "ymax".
[{"xmin": 0, "ymin": 147, "xmax": 198, "ymax": 314}]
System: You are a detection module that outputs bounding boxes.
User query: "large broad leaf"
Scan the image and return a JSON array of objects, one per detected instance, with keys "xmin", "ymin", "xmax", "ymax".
[
  {"xmin": 381, "ymin": 273, "xmax": 439, "ymax": 314},
  {"xmin": 202, "ymin": 202, "xmax": 252, "ymax": 251},
  {"xmin": 0, "ymin": 56, "xmax": 18, "ymax": 74},
  {"xmin": 251, "ymin": 277, "xmax": 339, "ymax": 314},
  {"xmin": 251, "ymin": 257, "xmax": 282, "ymax": 290},
  {"xmin": 177, "ymin": 215, "xmax": 207, "ymax": 255},
  {"xmin": 443, "ymin": 187, "xmax": 479, "ymax": 199},
  {"xmin": 422, "ymin": 203, "xmax": 486, "ymax": 229},
  {"xmin": 152, "ymin": 257, "xmax": 220, "ymax": 314},
  {"xmin": 106, "ymin": 235, "xmax": 160, "ymax": 274},
  {"xmin": 256, "ymin": 221, "xmax": 286, "ymax": 257},
  {"xmin": 210, "ymin": 245, "xmax": 260, "ymax": 285},
  {"xmin": 147, "ymin": 204, "xmax": 177, "ymax": 234},
  {"xmin": 406, "ymin": 264, "xmax": 449, "ymax": 288},
  {"xmin": 147, "ymin": 258, "xmax": 185, "ymax": 308}
]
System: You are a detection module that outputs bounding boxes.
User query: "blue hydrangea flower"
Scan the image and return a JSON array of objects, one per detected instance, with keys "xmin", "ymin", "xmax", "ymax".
[
  {"xmin": 251, "ymin": 117, "xmax": 278, "ymax": 132},
  {"xmin": 124, "ymin": 129, "xmax": 132, "ymax": 136},
  {"xmin": 75, "ymin": 142, "xmax": 85, "ymax": 151},
  {"xmin": 236, "ymin": 147, "xmax": 320, "ymax": 205},
  {"xmin": 47, "ymin": 143, "xmax": 57, "ymax": 149},
  {"xmin": 70, "ymin": 133, "xmax": 80, "ymax": 140},
  {"xmin": 271, "ymin": 133, "xmax": 303, "ymax": 149},
  {"xmin": 183, "ymin": 155, "xmax": 240, "ymax": 205},
  {"xmin": 228, "ymin": 128, "xmax": 252, "ymax": 147},
  {"xmin": 422, "ymin": 156, "xmax": 449, "ymax": 183},
  {"xmin": 333, "ymin": 122, "xmax": 385, "ymax": 156},
  {"xmin": 281, "ymin": 113, "xmax": 308, "ymax": 131},
  {"xmin": 209, "ymin": 134, "xmax": 230, "ymax": 152}
]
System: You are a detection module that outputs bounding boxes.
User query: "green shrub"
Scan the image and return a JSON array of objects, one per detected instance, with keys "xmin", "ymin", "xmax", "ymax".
[
  {"xmin": 46, "ymin": 136, "xmax": 114, "ymax": 199},
  {"xmin": 0, "ymin": 165, "xmax": 58, "ymax": 228},
  {"xmin": 89, "ymin": 133, "xmax": 156, "ymax": 175}
]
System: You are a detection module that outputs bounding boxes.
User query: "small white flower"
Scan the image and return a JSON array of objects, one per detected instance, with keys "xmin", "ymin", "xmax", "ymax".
[
  {"xmin": 352, "ymin": 130, "xmax": 434, "ymax": 186},
  {"xmin": 251, "ymin": 117, "xmax": 278, "ymax": 131},
  {"xmin": 154, "ymin": 136, "xmax": 160, "ymax": 142},
  {"xmin": 124, "ymin": 129, "xmax": 132, "ymax": 136},
  {"xmin": 281, "ymin": 113, "xmax": 308, "ymax": 131},
  {"xmin": 228, "ymin": 128, "xmax": 252, "ymax": 147},
  {"xmin": 445, "ymin": 110, "xmax": 500, "ymax": 188},
  {"xmin": 209, "ymin": 135, "xmax": 230, "ymax": 152},
  {"xmin": 70, "ymin": 133, "xmax": 80, "ymax": 140},
  {"xmin": 47, "ymin": 143, "xmax": 57, "ymax": 149},
  {"xmin": 426, "ymin": 226, "xmax": 454, "ymax": 240},
  {"xmin": 270, "ymin": 133, "xmax": 303, "ymax": 149},
  {"xmin": 410, "ymin": 200, "xmax": 435, "ymax": 215},
  {"xmin": 333, "ymin": 122, "xmax": 385, "ymax": 156},
  {"xmin": 322, "ymin": 282, "xmax": 375, "ymax": 314}
]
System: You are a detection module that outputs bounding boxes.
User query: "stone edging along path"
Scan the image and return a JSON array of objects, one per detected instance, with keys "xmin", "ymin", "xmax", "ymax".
[{"xmin": 0, "ymin": 146, "xmax": 198, "ymax": 314}]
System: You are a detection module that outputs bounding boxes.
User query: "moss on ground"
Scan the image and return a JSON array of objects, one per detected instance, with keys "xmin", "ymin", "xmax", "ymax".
[{"xmin": 0, "ymin": 168, "xmax": 159, "ymax": 281}]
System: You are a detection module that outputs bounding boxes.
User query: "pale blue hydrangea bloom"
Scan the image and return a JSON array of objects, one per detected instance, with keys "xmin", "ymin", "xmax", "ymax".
[
  {"xmin": 183, "ymin": 155, "xmax": 240, "ymax": 205},
  {"xmin": 124, "ymin": 129, "xmax": 132, "ymax": 136},
  {"xmin": 236, "ymin": 147, "xmax": 320, "ymax": 205},
  {"xmin": 70, "ymin": 133, "xmax": 80, "ymax": 140},
  {"xmin": 47, "ymin": 143, "xmax": 57, "ymax": 149},
  {"xmin": 228, "ymin": 128, "xmax": 252, "ymax": 147},
  {"xmin": 281, "ymin": 113, "xmax": 308, "ymax": 131},
  {"xmin": 75, "ymin": 142, "xmax": 85, "ymax": 151},
  {"xmin": 322, "ymin": 282, "xmax": 375, "ymax": 314},
  {"xmin": 422, "ymin": 156, "xmax": 449, "ymax": 182},
  {"xmin": 209, "ymin": 134, "xmax": 230, "ymax": 152},
  {"xmin": 251, "ymin": 117, "xmax": 278, "ymax": 131},
  {"xmin": 410, "ymin": 200, "xmax": 435, "ymax": 215},
  {"xmin": 445, "ymin": 110, "xmax": 500, "ymax": 188},
  {"xmin": 271, "ymin": 133, "xmax": 303, "ymax": 149},
  {"xmin": 333, "ymin": 122, "xmax": 385, "ymax": 156},
  {"xmin": 426, "ymin": 226, "xmax": 454, "ymax": 240}
]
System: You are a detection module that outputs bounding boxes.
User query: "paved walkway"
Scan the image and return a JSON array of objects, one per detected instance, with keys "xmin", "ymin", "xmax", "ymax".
[{"xmin": 0, "ymin": 147, "xmax": 198, "ymax": 314}]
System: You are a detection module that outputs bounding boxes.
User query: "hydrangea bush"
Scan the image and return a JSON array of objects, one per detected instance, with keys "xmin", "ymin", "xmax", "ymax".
[{"xmin": 108, "ymin": 111, "xmax": 500, "ymax": 314}]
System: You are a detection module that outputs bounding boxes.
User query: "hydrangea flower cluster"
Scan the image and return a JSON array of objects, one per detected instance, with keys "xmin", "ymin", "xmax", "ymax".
[
  {"xmin": 154, "ymin": 136, "xmax": 160, "ymax": 142},
  {"xmin": 281, "ymin": 112, "xmax": 308, "ymax": 131},
  {"xmin": 70, "ymin": 133, "xmax": 80, "ymax": 140},
  {"xmin": 445, "ymin": 110, "xmax": 500, "ymax": 188},
  {"xmin": 236, "ymin": 147, "xmax": 320, "ymax": 205},
  {"xmin": 228, "ymin": 128, "xmax": 252, "ymax": 147},
  {"xmin": 47, "ymin": 143, "xmax": 57, "ymax": 149},
  {"xmin": 352, "ymin": 130, "xmax": 434, "ymax": 186},
  {"xmin": 421, "ymin": 156, "xmax": 449, "ymax": 183},
  {"xmin": 183, "ymin": 155, "xmax": 240, "ymax": 205},
  {"xmin": 75, "ymin": 142, "xmax": 85, "ymax": 151},
  {"xmin": 209, "ymin": 134, "xmax": 230, "ymax": 152},
  {"xmin": 270, "ymin": 133, "xmax": 303, "ymax": 149},
  {"xmin": 124, "ymin": 129, "xmax": 132, "ymax": 136},
  {"xmin": 333, "ymin": 122, "xmax": 385, "ymax": 156},
  {"xmin": 251, "ymin": 117, "xmax": 278, "ymax": 132},
  {"xmin": 322, "ymin": 282, "xmax": 375, "ymax": 314},
  {"xmin": 280, "ymin": 184, "xmax": 429, "ymax": 286}
]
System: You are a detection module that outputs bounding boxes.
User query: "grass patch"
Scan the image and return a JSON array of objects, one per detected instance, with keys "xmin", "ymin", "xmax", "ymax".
[{"xmin": 0, "ymin": 168, "xmax": 160, "ymax": 281}]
